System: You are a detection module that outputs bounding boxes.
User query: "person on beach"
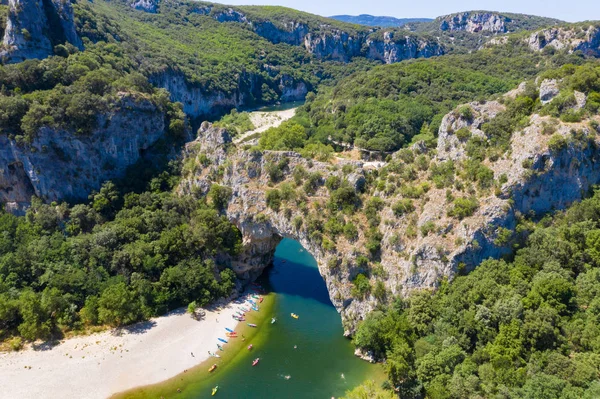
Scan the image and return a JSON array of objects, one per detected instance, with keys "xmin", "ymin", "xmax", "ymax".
[{"xmin": 191, "ymin": 352, "xmax": 194, "ymax": 357}]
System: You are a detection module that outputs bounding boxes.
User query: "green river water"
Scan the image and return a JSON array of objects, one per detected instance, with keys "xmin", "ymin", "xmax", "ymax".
[{"xmin": 188, "ymin": 238, "xmax": 378, "ymax": 398}]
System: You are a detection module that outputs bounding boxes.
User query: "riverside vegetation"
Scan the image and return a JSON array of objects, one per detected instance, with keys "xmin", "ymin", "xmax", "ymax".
[{"xmin": 2, "ymin": 1, "xmax": 600, "ymax": 398}]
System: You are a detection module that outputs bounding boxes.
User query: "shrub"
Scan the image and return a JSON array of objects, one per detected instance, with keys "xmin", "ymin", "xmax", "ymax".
[
  {"xmin": 458, "ymin": 105, "xmax": 474, "ymax": 121},
  {"xmin": 352, "ymin": 274, "xmax": 371, "ymax": 299},
  {"xmin": 266, "ymin": 189, "xmax": 282, "ymax": 211},
  {"xmin": 448, "ymin": 197, "xmax": 479, "ymax": 219},
  {"xmin": 547, "ymin": 134, "xmax": 567, "ymax": 152},
  {"xmin": 208, "ymin": 184, "xmax": 232, "ymax": 211},
  {"xmin": 392, "ymin": 199, "xmax": 415, "ymax": 217},
  {"xmin": 343, "ymin": 222, "xmax": 359, "ymax": 241},
  {"xmin": 420, "ymin": 221, "xmax": 436, "ymax": 236},
  {"xmin": 455, "ymin": 127, "xmax": 472, "ymax": 141}
]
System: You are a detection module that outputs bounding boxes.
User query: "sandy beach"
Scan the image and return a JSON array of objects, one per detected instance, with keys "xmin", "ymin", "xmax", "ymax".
[
  {"xmin": 0, "ymin": 295, "xmax": 256, "ymax": 399},
  {"xmin": 233, "ymin": 107, "xmax": 297, "ymax": 144}
]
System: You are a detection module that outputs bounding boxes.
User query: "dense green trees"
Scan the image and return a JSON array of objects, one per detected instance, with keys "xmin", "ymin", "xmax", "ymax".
[
  {"xmin": 277, "ymin": 45, "xmax": 589, "ymax": 152},
  {"xmin": 354, "ymin": 190, "xmax": 600, "ymax": 398},
  {"xmin": 0, "ymin": 184, "xmax": 241, "ymax": 342}
]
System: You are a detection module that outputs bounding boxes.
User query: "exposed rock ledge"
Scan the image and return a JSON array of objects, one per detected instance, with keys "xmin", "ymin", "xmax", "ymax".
[
  {"xmin": 0, "ymin": 93, "xmax": 173, "ymax": 212},
  {"xmin": 180, "ymin": 97, "xmax": 600, "ymax": 333}
]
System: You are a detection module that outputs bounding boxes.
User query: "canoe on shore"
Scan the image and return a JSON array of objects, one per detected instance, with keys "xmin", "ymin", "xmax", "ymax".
[
  {"xmin": 225, "ymin": 327, "xmax": 234, "ymax": 333},
  {"xmin": 218, "ymin": 338, "xmax": 228, "ymax": 343},
  {"xmin": 247, "ymin": 323, "xmax": 257, "ymax": 328},
  {"xmin": 209, "ymin": 364, "xmax": 217, "ymax": 373}
]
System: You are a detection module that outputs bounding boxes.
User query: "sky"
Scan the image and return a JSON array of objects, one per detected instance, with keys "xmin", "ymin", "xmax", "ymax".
[{"xmin": 219, "ymin": 0, "xmax": 599, "ymax": 23}]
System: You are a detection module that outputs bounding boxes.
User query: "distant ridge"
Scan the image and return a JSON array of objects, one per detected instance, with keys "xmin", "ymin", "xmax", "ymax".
[{"xmin": 330, "ymin": 14, "xmax": 433, "ymax": 27}]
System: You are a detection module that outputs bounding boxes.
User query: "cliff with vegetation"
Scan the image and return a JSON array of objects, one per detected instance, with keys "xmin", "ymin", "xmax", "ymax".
[
  {"xmin": 178, "ymin": 63, "xmax": 600, "ymax": 332},
  {"xmin": 0, "ymin": 92, "xmax": 181, "ymax": 212},
  {"xmin": 0, "ymin": 0, "xmax": 82, "ymax": 63}
]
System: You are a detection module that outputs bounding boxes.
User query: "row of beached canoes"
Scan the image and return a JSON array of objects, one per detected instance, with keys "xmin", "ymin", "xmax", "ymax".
[{"xmin": 210, "ymin": 284, "xmax": 267, "ymax": 395}]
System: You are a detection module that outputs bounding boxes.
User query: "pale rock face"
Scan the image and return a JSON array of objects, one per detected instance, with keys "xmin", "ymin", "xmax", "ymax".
[
  {"xmin": 439, "ymin": 12, "xmax": 507, "ymax": 34},
  {"xmin": 366, "ymin": 31, "xmax": 444, "ymax": 64},
  {"xmin": 539, "ymin": 79, "xmax": 560, "ymax": 104},
  {"xmin": 527, "ymin": 25, "xmax": 600, "ymax": 56},
  {"xmin": 436, "ymin": 101, "xmax": 505, "ymax": 161},
  {"xmin": 0, "ymin": 0, "xmax": 82, "ymax": 63},
  {"xmin": 129, "ymin": 0, "xmax": 159, "ymax": 13},
  {"xmin": 0, "ymin": 94, "xmax": 170, "ymax": 211},
  {"xmin": 180, "ymin": 98, "xmax": 600, "ymax": 333},
  {"xmin": 150, "ymin": 70, "xmax": 307, "ymax": 120}
]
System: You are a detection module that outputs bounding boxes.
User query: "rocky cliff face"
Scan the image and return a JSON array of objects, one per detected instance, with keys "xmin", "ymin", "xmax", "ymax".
[
  {"xmin": 0, "ymin": 0, "xmax": 82, "ymax": 63},
  {"xmin": 129, "ymin": 4, "xmax": 443, "ymax": 64},
  {"xmin": 0, "ymin": 93, "xmax": 170, "ymax": 211},
  {"xmin": 366, "ymin": 31, "xmax": 444, "ymax": 64},
  {"xmin": 527, "ymin": 25, "xmax": 600, "ymax": 56},
  {"xmin": 179, "ymin": 84, "xmax": 600, "ymax": 333},
  {"xmin": 150, "ymin": 69, "xmax": 307, "ymax": 121},
  {"xmin": 438, "ymin": 12, "xmax": 507, "ymax": 33}
]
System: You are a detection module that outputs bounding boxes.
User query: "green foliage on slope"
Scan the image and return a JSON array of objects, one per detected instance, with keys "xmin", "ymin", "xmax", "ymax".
[
  {"xmin": 283, "ymin": 45, "xmax": 591, "ymax": 152},
  {"xmin": 0, "ymin": 178, "xmax": 241, "ymax": 341},
  {"xmin": 355, "ymin": 190, "xmax": 600, "ymax": 398}
]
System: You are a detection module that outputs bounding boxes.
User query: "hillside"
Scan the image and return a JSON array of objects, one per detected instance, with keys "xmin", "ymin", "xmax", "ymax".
[{"xmin": 330, "ymin": 14, "xmax": 433, "ymax": 27}]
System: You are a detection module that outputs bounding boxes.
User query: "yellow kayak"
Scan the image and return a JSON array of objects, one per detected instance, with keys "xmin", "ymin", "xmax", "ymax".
[
  {"xmin": 209, "ymin": 364, "xmax": 217, "ymax": 373},
  {"xmin": 291, "ymin": 313, "xmax": 299, "ymax": 319},
  {"xmin": 212, "ymin": 385, "xmax": 219, "ymax": 396}
]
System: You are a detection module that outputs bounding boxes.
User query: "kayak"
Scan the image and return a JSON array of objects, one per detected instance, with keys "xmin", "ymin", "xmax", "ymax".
[
  {"xmin": 247, "ymin": 323, "xmax": 257, "ymax": 328},
  {"xmin": 259, "ymin": 297, "xmax": 264, "ymax": 303},
  {"xmin": 212, "ymin": 385, "xmax": 218, "ymax": 396},
  {"xmin": 218, "ymin": 338, "xmax": 228, "ymax": 343},
  {"xmin": 252, "ymin": 306, "xmax": 259, "ymax": 312},
  {"xmin": 209, "ymin": 364, "xmax": 217, "ymax": 373},
  {"xmin": 252, "ymin": 295, "xmax": 259, "ymax": 299},
  {"xmin": 271, "ymin": 317, "xmax": 277, "ymax": 324},
  {"xmin": 217, "ymin": 344, "xmax": 224, "ymax": 351},
  {"xmin": 208, "ymin": 351, "xmax": 221, "ymax": 358},
  {"xmin": 226, "ymin": 333, "xmax": 237, "ymax": 338},
  {"xmin": 291, "ymin": 313, "xmax": 299, "ymax": 319},
  {"xmin": 225, "ymin": 327, "xmax": 234, "ymax": 333},
  {"xmin": 247, "ymin": 344, "xmax": 253, "ymax": 350},
  {"xmin": 252, "ymin": 358, "xmax": 260, "ymax": 366}
]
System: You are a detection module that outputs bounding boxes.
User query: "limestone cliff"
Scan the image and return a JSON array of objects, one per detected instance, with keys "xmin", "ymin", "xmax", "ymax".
[
  {"xmin": 179, "ymin": 85, "xmax": 600, "ymax": 333},
  {"xmin": 0, "ymin": 0, "xmax": 82, "ymax": 63},
  {"xmin": 0, "ymin": 93, "xmax": 173, "ymax": 211},
  {"xmin": 150, "ymin": 69, "xmax": 308, "ymax": 121},
  {"xmin": 438, "ymin": 12, "xmax": 508, "ymax": 33},
  {"xmin": 129, "ymin": 3, "xmax": 443, "ymax": 64},
  {"xmin": 527, "ymin": 25, "xmax": 600, "ymax": 56},
  {"xmin": 366, "ymin": 31, "xmax": 444, "ymax": 64}
]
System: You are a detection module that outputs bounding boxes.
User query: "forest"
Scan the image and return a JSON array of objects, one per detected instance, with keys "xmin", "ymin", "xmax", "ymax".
[
  {"xmin": 0, "ymin": 174, "xmax": 241, "ymax": 349},
  {"xmin": 354, "ymin": 191, "xmax": 600, "ymax": 399}
]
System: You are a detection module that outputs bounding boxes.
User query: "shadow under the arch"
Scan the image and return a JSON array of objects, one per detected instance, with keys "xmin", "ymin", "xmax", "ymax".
[{"xmin": 260, "ymin": 238, "xmax": 336, "ymax": 309}]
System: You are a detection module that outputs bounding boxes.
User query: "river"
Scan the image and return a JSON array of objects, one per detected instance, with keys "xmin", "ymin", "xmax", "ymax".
[{"xmin": 137, "ymin": 238, "xmax": 380, "ymax": 398}]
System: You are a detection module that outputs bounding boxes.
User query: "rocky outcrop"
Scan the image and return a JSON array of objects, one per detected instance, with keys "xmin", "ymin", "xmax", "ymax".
[
  {"xmin": 438, "ymin": 12, "xmax": 507, "ymax": 33},
  {"xmin": 129, "ymin": 0, "xmax": 159, "ymax": 13},
  {"xmin": 0, "ymin": 0, "xmax": 82, "ymax": 63},
  {"xmin": 539, "ymin": 79, "xmax": 560, "ymax": 104},
  {"xmin": 180, "ymin": 90, "xmax": 600, "ymax": 333},
  {"xmin": 303, "ymin": 30, "xmax": 366, "ymax": 61},
  {"xmin": 366, "ymin": 31, "xmax": 444, "ymax": 64},
  {"xmin": 527, "ymin": 25, "xmax": 600, "ymax": 56},
  {"xmin": 0, "ymin": 93, "xmax": 171, "ymax": 211},
  {"xmin": 150, "ymin": 69, "xmax": 308, "ymax": 120},
  {"xmin": 150, "ymin": 71, "xmax": 250, "ymax": 121}
]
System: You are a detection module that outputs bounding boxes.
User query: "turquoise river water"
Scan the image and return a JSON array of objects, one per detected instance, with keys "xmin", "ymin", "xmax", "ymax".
[{"xmin": 189, "ymin": 238, "xmax": 378, "ymax": 398}]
